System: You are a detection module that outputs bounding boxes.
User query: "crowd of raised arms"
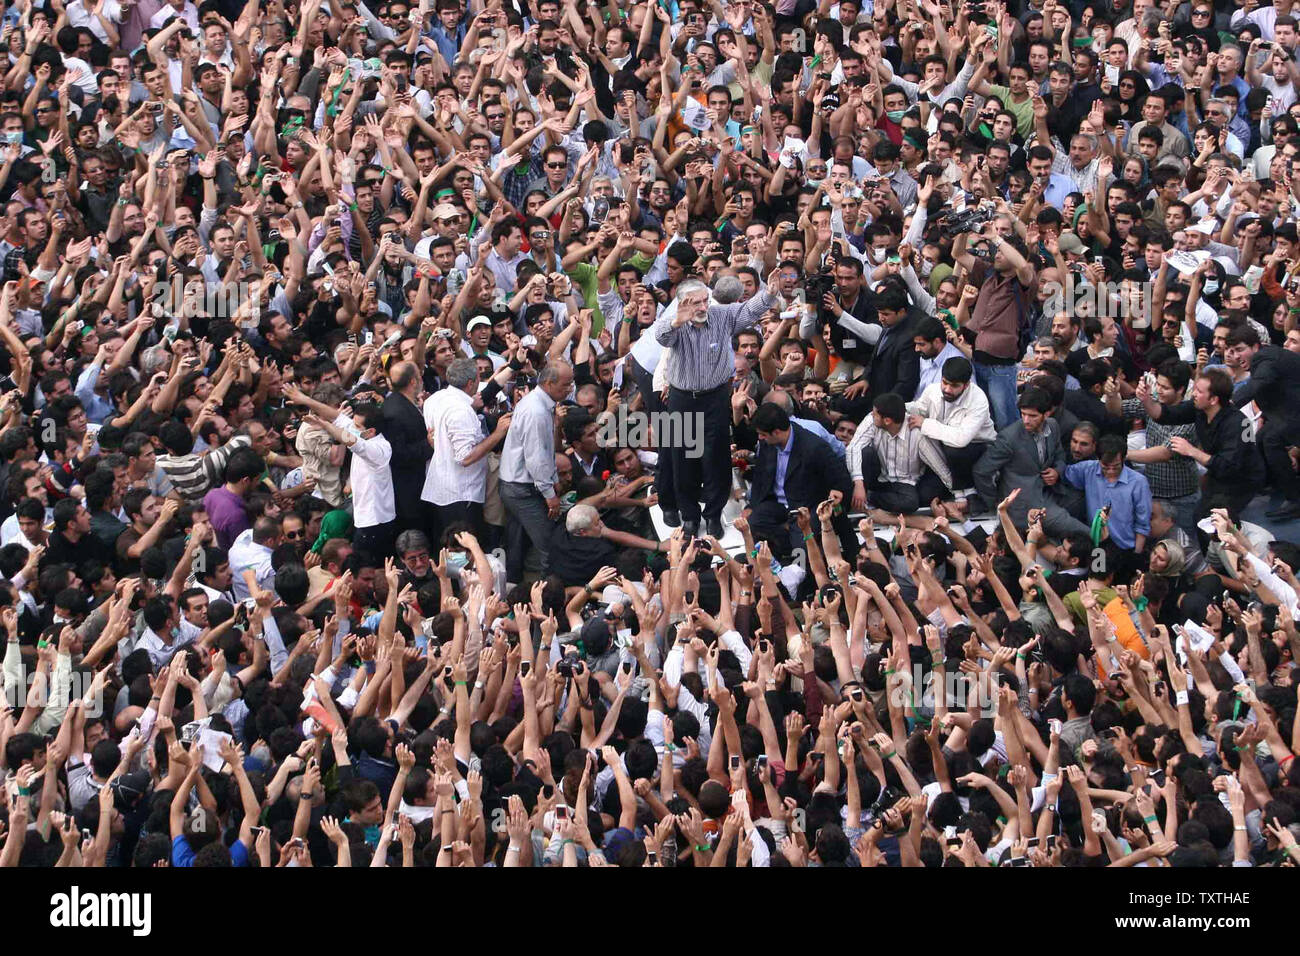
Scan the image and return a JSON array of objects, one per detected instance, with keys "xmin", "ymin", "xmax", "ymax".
[{"xmin": 0, "ymin": 0, "xmax": 1300, "ymax": 871}]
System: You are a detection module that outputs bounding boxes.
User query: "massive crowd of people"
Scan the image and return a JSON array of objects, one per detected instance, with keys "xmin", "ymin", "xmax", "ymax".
[{"xmin": 0, "ymin": 0, "xmax": 1297, "ymax": 870}]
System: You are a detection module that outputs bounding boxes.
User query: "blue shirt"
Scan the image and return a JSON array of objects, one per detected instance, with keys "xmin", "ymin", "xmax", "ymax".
[
  {"xmin": 1042, "ymin": 172, "xmax": 1079, "ymax": 212},
  {"xmin": 428, "ymin": 22, "xmax": 466, "ymax": 65},
  {"xmin": 775, "ymin": 428, "xmax": 795, "ymax": 507},
  {"xmin": 74, "ymin": 361, "xmax": 117, "ymax": 425},
  {"xmin": 1063, "ymin": 460, "xmax": 1152, "ymax": 550},
  {"xmin": 1203, "ymin": 363, "xmax": 1251, "ymax": 396},
  {"xmin": 792, "ymin": 417, "xmax": 845, "ymax": 460},
  {"xmin": 172, "ymin": 833, "xmax": 250, "ymax": 867}
]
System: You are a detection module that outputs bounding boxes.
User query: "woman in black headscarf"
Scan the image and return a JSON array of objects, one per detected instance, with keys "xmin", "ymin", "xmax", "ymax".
[{"xmin": 1114, "ymin": 70, "xmax": 1150, "ymax": 124}]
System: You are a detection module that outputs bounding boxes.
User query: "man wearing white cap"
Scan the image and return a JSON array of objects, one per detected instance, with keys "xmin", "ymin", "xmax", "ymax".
[{"xmin": 461, "ymin": 314, "xmax": 507, "ymax": 371}]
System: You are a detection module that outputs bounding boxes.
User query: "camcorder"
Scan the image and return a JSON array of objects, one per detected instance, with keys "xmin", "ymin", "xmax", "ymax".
[
  {"xmin": 937, "ymin": 203, "xmax": 995, "ymax": 239},
  {"xmin": 805, "ymin": 269, "xmax": 838, "ymax": 322}
]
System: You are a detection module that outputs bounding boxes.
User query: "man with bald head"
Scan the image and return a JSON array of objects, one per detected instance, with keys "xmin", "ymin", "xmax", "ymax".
[
  {"xmin": 381, "ymin": 360, "xmax": 434, "ymax": 534},
  {"xmin": 501, "ymin": 360, "xmax": 575, "ymax": 582}
]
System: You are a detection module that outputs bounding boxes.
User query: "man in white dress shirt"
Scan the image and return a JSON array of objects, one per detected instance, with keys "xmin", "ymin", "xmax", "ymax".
[
  {"xmin": 229, "ymin": 519, "xmax": 279, "ymax": 603},
  {"xmin": 422, "ymin": 357, "xmax": 512, "ymax": 543},
  {"xmin": 304, "ymin": 404, "xmax": 396, "ymax": 562}
]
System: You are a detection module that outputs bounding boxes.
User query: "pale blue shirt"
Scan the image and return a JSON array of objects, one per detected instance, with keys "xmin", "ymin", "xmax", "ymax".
[
  {"xmin": 1062, "ymin": 460, "xmax": 1151, "ymax": 550},
  {"xmin": 499, "ymin": 387, "xmax": 559, "ymax": 498},
  {"xmin": 74, "ymin": 361, "xmax": 117, "ymax": 425},
  {"xmin": 792, "ymin": 417, "xmax": 845, "ymax": 460},
  {"xmin": 916, "ymin": 343, "xmax": 966, "ymax": 399}
]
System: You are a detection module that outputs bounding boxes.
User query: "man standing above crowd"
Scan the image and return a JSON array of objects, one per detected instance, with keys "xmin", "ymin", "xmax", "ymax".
[
  {"xmin": 500, "ymin": 360, "xmax": 573, "ymax": 582},
  {"xmin": 1223, "ymin": 326, "xmax": 1300, "ymax": 520},
  {"xmin": 423, "ymin": 357, "xmax": 512, "ymax": 543},
  {"xmin": 951, "ymin": 222, "xmax": 1037, "ymax": 431},
  {"xmin": 381, "ymin": 361, "xmax": 433, "ymax": 535},
  {"xmin": 1138, "ymin": 367, "xmax": 1265, "ymax": 522},
  {"xmin": 653, "ymin": 271, "xmax": 779, "ymax": 538}
]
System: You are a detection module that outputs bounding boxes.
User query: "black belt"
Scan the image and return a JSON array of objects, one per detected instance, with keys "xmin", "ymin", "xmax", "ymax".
[{"xmin": 670, "ymin": 382, "xmax": 729, "ymax": 399}]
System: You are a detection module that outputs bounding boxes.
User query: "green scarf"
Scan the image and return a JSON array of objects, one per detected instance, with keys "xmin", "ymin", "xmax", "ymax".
[{"xmin": 311, "ymin": 509, "xmax": 354, "ymax": 554}]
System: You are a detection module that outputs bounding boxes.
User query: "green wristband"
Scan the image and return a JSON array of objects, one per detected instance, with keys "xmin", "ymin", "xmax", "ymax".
[{"xmin": 1143, "ymin": 814, "xmax": 1158, "ymax": 824}]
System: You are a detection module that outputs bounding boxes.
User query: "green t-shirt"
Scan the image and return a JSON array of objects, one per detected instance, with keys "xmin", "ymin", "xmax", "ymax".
[
  {"xmin": 987, "ymin": 85, "xmax": 1035, "ymax": 139},
  {"xmin": 566, "ymin": 262, "xmax": 603, "ymax": 335}
]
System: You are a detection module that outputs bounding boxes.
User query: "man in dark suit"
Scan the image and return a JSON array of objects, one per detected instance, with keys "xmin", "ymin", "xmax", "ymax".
[
  {"xmin": 865, "ymin": 283, "xmax": 922, "ymax": 403},
  {"xmin": 1138, "ymin": 366, "xmax": 1265, "ymax": 523},
  {"xmin": 1225, "ymin": 325, "xmax": 1300, "ymax": 520},
  {"xmin": 745, "ymin": 404, "xmax": 855, "ymax": 560},
  {"xmin": 381, "ymin": 361, "xmax": 434, "ymax": 535},
  {"xmin": 973, "ymin": 386, "xmax": 1092, "ymax": 537},
  {"xmin": 563, "ymin": 410, "xmax": 613, "ymax": 482}
]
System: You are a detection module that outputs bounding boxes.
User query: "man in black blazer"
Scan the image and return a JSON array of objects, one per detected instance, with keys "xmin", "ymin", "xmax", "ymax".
[
  {"xmin": 745, "ymin": 404, "xmax": 855, "ymax": 560},
  {"xmin": 1225, "ymin": 326, "xmax": 1300, "ymax": 519},
  {"xmin": 381, "ymin": 361, "xmax": 434, "ymax": 535},
  {"xmin": 865, "ymin": 283, "xmax": 922, "ymax": 403}
]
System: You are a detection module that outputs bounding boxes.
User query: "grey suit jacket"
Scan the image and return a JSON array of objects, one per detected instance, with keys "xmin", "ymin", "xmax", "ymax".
[{"xmin": 973, "ymin": 418, "xmax": 1068, "ymax": 524}]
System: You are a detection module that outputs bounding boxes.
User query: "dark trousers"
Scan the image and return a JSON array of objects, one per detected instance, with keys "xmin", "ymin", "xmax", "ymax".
[
  {"xmin": 942, "ymin": 441, "xmax": 991, "ymax": 491},
  {"xmin": 391, "ymin": 477, "xmax": 429, "ymax": 536},
  {"xmin": 629, "ymin": 357, "xmax": 675, "ymax": 513},
  {"xmin": 353, "ymin": 520, "xmax": 396, "ymax": 564},
  {"xmin": 749, "ymin": 498, "xmax": 857, "ymax": 565},
  {"xmin": 666, "ymin": 382, "xmax": 731, "ymax": 524},
  {"xmin": 1259, "ymin": 419, "xmax": 1300, "ymax": 502},
  {"xmin": 499, "ymin": 480, "xmax": 554, "ymax": 582},
  {"xmin": 861, "ymin": 449, "xmax": 947, "ymax": 514},
  {"xmin": 430, "ymin": 501, "xmax": 486, "ymax": 547}
]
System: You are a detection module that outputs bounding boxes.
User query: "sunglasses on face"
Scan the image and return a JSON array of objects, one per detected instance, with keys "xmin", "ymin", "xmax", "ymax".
[{"xmin": 546, "ymin": 162, "xmax": 567, "ymax": 169}]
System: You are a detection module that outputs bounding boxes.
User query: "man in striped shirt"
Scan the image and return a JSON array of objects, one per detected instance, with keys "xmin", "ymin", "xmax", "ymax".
[
  {"xmin": 652, "ymin": 272, "xmax": 780, "ymax": 538},
  {"xmin": 155, "ymin": 419, "xmax": 251, "ymax": 504},
  {"xmin": 847, "ymin": 392, "xmax": 953, "ymax": 516}
]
